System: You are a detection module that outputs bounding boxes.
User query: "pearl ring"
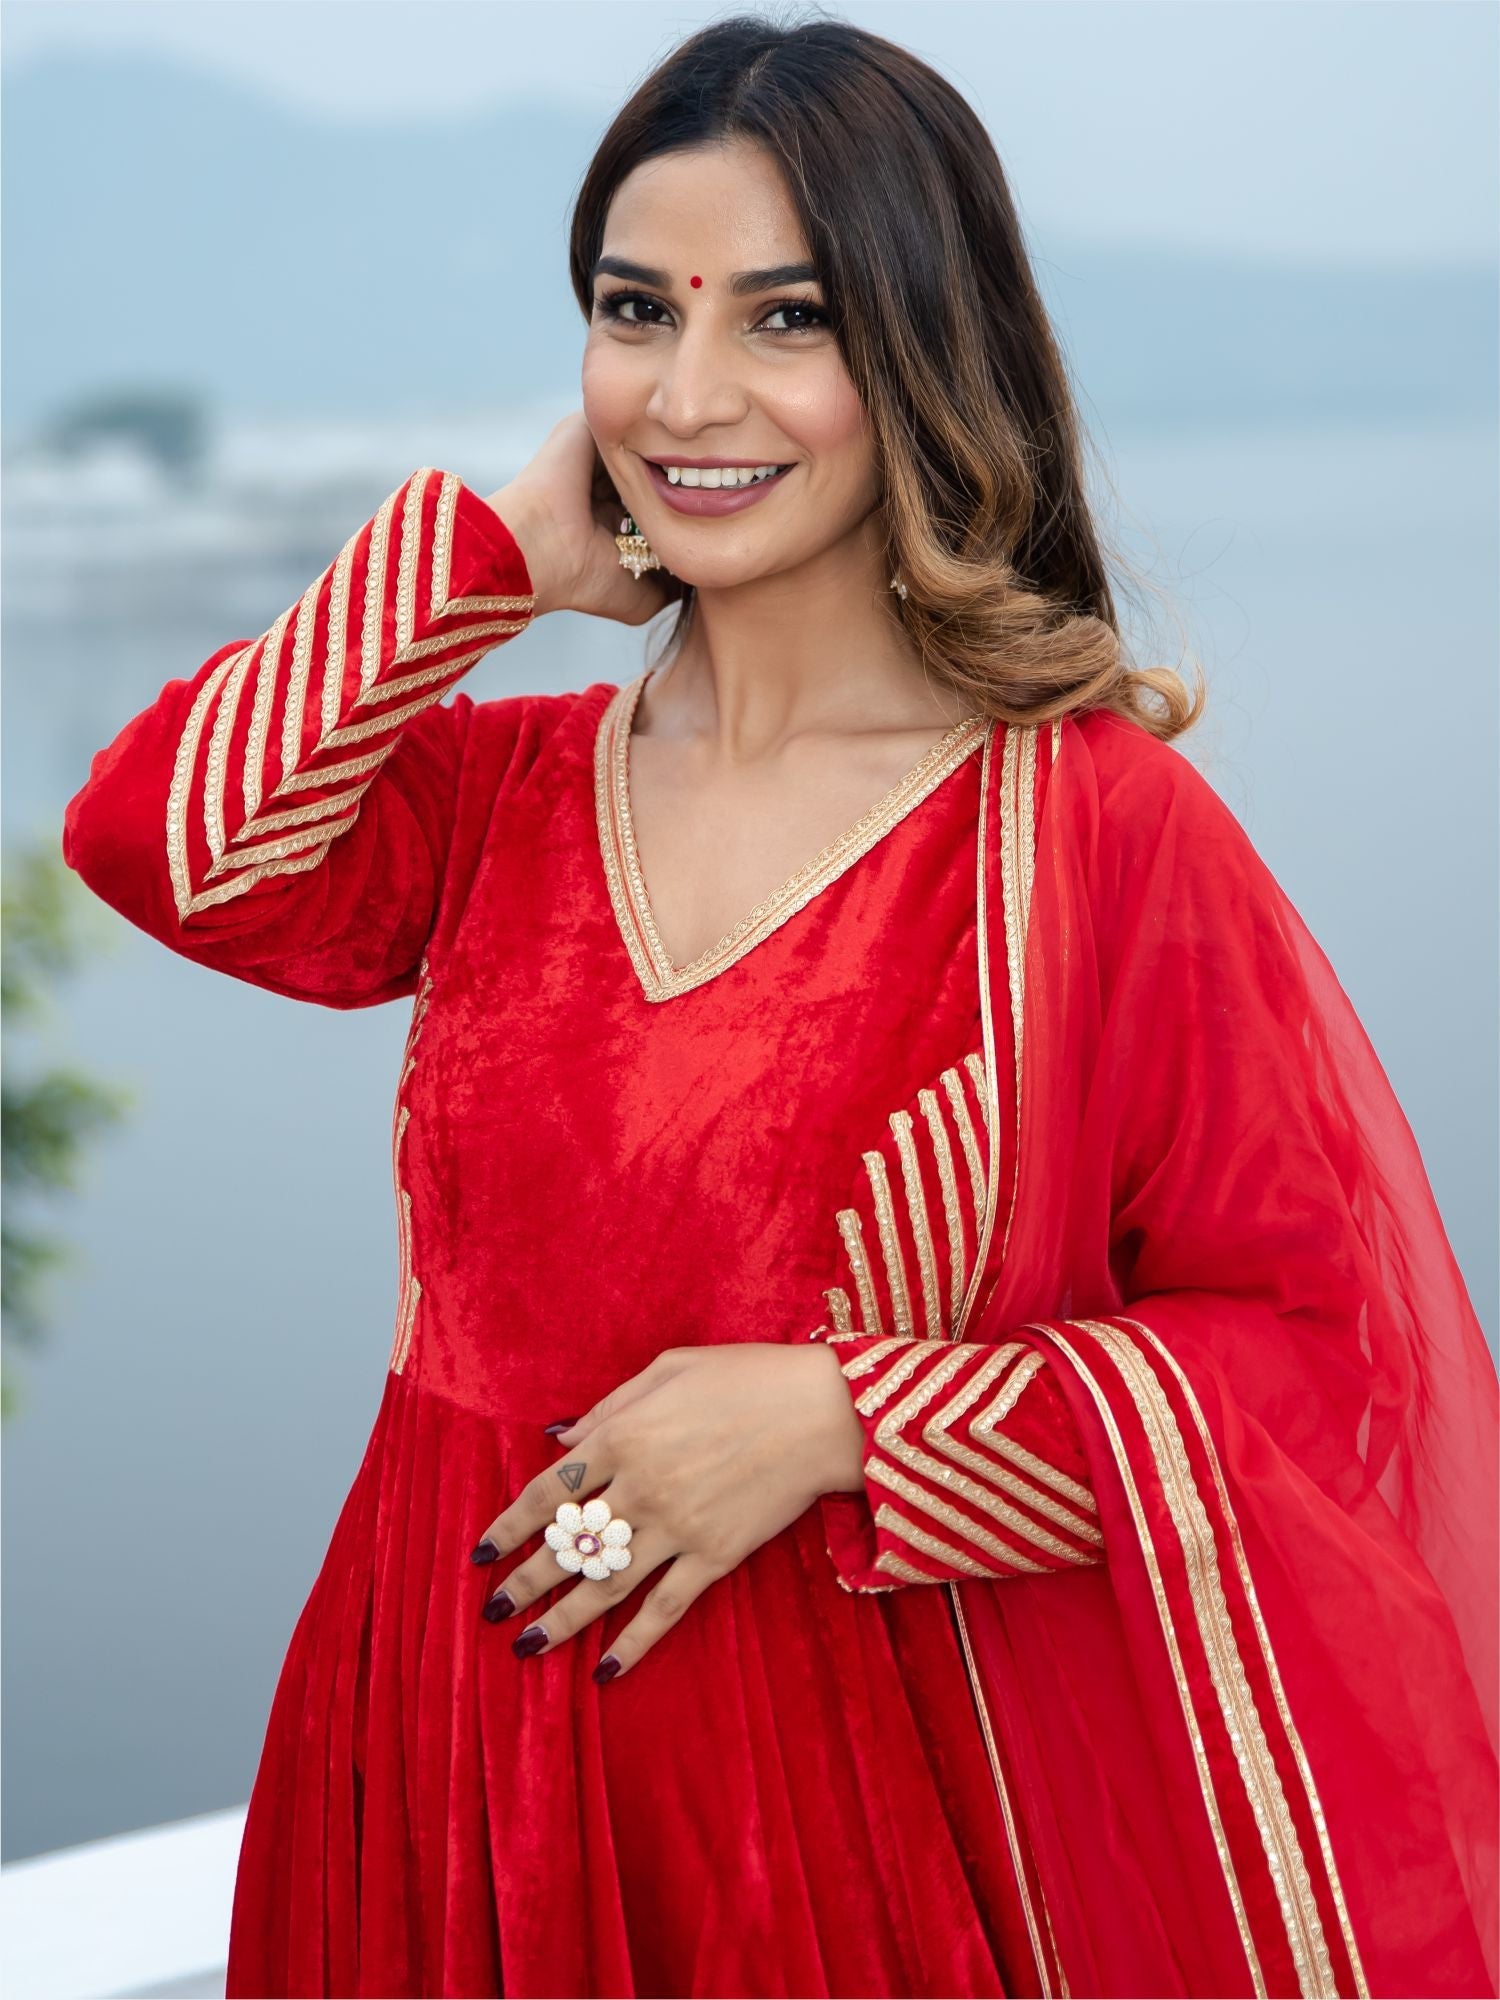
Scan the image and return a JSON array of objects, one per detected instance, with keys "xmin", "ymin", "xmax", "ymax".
[{"xmin": 546, "ymin": 1497, "xmax": 634, "ymax": 1581}]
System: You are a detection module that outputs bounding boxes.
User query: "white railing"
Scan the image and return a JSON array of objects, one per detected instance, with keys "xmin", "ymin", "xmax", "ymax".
[{"xmin": 1, "ymin": 1805, "xmax": 245, "ymax": 2000}]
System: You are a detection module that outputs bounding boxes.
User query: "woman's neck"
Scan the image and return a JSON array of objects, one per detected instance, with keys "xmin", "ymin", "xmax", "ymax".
[{"xmin": 638, "ymin": 516, "xmax": 970, "ymax": 757}]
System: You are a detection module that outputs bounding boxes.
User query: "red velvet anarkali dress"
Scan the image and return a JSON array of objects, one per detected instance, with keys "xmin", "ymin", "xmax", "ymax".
[{"xmin": 63, "ymin": 467, "xmax": 1498, "ymax": 1999}]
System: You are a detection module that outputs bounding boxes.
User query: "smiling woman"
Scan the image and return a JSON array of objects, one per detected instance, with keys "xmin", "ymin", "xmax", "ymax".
[{"xmin": 59, "ymin": 10, "xmax": 1497, "ymax": 2000}]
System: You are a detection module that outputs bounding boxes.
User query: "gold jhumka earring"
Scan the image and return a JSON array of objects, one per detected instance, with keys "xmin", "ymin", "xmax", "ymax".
[{"xmin": 615, "ymin": 514, "xmax": 663, "ymax": 581}]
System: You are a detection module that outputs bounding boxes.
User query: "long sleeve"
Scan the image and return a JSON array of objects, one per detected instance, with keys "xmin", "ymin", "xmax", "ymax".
[
  {"xmin": 809, "ymin": 1048, "xmax": 1104, "ymax": 1593},
  {"xmin": 61, "ymin": 465, "xmax": 536, "ymax": 1008},
  {"xmin": 815, "ymin": 1327, "xmax": 1103, "ymax": 1592}
]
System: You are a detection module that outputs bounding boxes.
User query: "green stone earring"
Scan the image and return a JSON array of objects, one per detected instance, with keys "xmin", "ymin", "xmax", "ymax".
[{"xmin": 615, "ymin": 514, "xmax": 662, "ymax": 581}]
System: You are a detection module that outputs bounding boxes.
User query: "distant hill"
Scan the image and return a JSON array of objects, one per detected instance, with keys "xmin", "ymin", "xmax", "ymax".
[{"xmin": 3, "ymin": 49, "xmax": 1495, "ymax": 437}]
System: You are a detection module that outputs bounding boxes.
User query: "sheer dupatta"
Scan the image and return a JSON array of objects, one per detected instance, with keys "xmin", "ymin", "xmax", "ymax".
[{"xmin": 947, "ymin": 707, "xmax": 1497, "ymax": 1998}]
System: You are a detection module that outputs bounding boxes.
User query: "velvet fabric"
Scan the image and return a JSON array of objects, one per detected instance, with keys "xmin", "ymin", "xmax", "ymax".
[{"xmin": 60, "ymin": 468, "xmax": 1497, "ymax": 1998}]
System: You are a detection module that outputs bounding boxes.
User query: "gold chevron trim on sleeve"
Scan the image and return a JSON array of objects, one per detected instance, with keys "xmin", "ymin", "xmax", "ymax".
[
  {"xmin": 873, "ymin": 1500, "xmax": 1030, "ymax": 1580},
  {"xmin": 168, "ymin": 468, "xmax": 534, "ymax": 922},
  {"xmin": 867, "ymin": 1459, "xmax": 1053, "ymax": 1576},
  {"xmin": 851, "ymin": 1338, "xmax": 951, "ymax": 1411},
  {"xmin": 920, "ymin": 1347, "xmax": 1103, "ymax": 1544},
  {"xmin": 872, "ymin": 1348, "xmax": 1101, "ymax": 1564}
]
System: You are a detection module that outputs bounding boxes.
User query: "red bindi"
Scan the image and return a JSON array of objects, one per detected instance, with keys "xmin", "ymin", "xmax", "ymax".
[{"xmin": 689, "ymin": 274, "xmax": 703, "ymax": 288}]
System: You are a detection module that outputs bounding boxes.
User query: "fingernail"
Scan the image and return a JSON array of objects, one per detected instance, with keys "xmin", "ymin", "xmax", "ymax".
[
  {"xmin": 469, "ymin": 1540, "xmax": 500, "ymax": 1564},
  {"xmin": 542, "ymin": 1420, "xmax": 577, "ymax": 1436},
  {"xmin": 481, "ymin": 1589, "xmax": 517, "ymax": 1623},
  {"xmin": 513, "ymin": 1623, "xmax": 549, "ymax": 1657},
  {"xmin": 592, "ymin": 1653, "xmax": 622, "ymax": 1684}
]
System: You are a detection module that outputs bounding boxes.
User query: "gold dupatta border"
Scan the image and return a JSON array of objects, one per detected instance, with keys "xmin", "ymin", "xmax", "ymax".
[
  {"xmin": 1119, "ymin": 1313, "xmax": 1370, "ymax": 1998},
  {"xmin": 945, "ymin": 716, "xmax": 1070, "ymax": 1999},
  {"xmin": 1029, "ymin": 1315, "xmax": 1369, "ymax": 1999}
]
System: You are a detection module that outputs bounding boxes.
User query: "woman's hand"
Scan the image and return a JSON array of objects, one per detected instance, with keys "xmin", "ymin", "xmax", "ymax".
[
  {"xmin": 468, "ymin": 1342, "xmax": 868, "ymax": 1679},
  {"xmin": 483, "ymin": 409, "xmax": 681, "ymax": 626}
]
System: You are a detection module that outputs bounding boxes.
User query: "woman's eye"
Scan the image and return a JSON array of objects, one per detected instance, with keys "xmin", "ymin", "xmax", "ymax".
[
  {"xmin": 595, "ymin": 292, "xmax": 664, "ymax": 326},
  {"xmin": 761, "ymin": 301, "xmax": 828, "ymax": 334},
  {"xmin": 594, "ymin": 291, "xmax": 827, "ymax": 336}
]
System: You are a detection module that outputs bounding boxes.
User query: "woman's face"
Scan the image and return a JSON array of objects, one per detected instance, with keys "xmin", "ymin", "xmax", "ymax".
[{"xmin": 582, "ymin": 137, "xmax": 880, "ymax": 592}]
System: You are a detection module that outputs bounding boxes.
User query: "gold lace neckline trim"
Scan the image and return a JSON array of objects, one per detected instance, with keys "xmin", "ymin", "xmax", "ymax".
[{"xmin": 594, "ymin": 671, "xmax": 987, "ymax": 1004}]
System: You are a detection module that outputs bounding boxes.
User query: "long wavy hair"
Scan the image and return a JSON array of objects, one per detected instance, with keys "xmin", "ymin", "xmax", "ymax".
[{"xmin": 568, "ymin": 8, "xmax": 1205, "ymax": 741}]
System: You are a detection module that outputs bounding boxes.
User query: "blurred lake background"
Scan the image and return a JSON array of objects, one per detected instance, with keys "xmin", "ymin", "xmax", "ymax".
[{"xmin": 3, "ymin": 0, "xmax": 1496, "ymax": 1872}]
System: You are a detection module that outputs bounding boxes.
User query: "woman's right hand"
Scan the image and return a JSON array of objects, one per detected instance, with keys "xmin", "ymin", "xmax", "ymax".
[{"xmin": 483, "ymin": 411, "xmax": 680, "ymax": 626}]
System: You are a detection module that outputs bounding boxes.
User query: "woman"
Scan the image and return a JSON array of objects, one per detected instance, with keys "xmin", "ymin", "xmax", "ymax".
[{"xmin": 61, "ymin": 15, "xmax": 1496, "ymax": 2000}]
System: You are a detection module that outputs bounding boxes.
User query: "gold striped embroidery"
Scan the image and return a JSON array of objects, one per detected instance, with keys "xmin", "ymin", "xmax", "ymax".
[
  {"xmin": 962, "ymin": 1051, "xmax": 990, "ymax": 1130},
  {"xmin": 921, "ymin": 1348, "xmax": 1103, "ymax": 1543},
  {"xmin": 833, "ymin": 1054, "xmax": 992, "ymax": 1342},
  {"xmin": 866, "ymin": 1458, "xmax": 1052, "ymax": 1576},
  {"xmin": 851, "ymin": 1339, "xmax": 949, "ymax": 1409},
  {"xmin": 204, "ymin": 640, "xmax": 262, "ymax": 863},
  {"xmin": 868, "ymin": 1504, "xmax": 1024, "ymax": 1584},
  {"xmin": 872, "ymin": 1544, "xmax": 940, "ymax": 1586},
  {"xmin": 836, "ymin": 1210, "xmax": 885, "ymax": 1338},
  {"xmin": 942, "ymin": 1064, "xmax": 987, "ymax": 1221},
  {"xmin": 823, "ymin": 1286, "xmax": 854, "ymax": 1334},
  {"xmin": 388, "ymin": 962, "xmax": 435, "ymax": 1376},
  {"xmin": 863, "ymin": 1346, "xmax": 1099, "ymax": 1566},
  {"xmin": 890, "ymin": 1109, "xmax": 942, "ymax": 1336},
  {"xmin": 244, "ymin": 611, "xmax": 290, "ymax": 821},
  {"xmin": 829, "ymin": 1334, "xmax": 915, "ymax": 1380},
  {"xmin": 918, "ymin": 1085, "xmax": 968, "ymax": 1328},
  {"xmin": 989, "ymin": 1345, "xmax": 1046, "ymax": 1418},
  {"xmin": 216, "ymin": 780, "xmax": 379, "ymax": 847},
  {"xmin": 170, "ymin": 469, "xmax": 532, "ymax": 922},
  {"xmin": 863, "ymin": 1149, "xmax": 914, "ymax": 1335},
  {"xmin": 595, "ymin": 670, "xmax": 987, "ymax": 1002}
]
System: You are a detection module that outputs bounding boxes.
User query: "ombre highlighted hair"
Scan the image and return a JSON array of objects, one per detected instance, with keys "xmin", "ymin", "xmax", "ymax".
[{"xmin": 568, "ymin": 8, "xmax": 1206, "ymax": 741}]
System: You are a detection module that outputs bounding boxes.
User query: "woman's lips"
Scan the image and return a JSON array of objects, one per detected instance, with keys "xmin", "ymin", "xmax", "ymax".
[{"xmin": 640, "ymin": 459, "xmax": 795, "ymax": 517}]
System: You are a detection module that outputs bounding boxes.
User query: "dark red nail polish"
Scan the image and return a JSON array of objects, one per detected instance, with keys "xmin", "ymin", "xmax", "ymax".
[
  {"xmin": 513, "ymin": 1624, "xmax": 549, "ymax": 1657},
  {"xmin": 542, "ymin": 1420, "xmax": 577, "ymax": 1436},
  {"xmin": 593, "ymin": 1653, "xmax": 622, "ymax": 1684},
  {"xmin": 470, "ymin": 1540, "xmax": 500, "ymax": 1564},
  {"xmin": 481, "ymin": 1589, "xmax": 516, "ymax": 1623}
]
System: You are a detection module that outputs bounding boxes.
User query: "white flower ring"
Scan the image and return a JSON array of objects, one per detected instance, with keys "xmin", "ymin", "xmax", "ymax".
[{"xmin": 545, "ymin": 1497, "xmax": 634, "ymax": 1581}]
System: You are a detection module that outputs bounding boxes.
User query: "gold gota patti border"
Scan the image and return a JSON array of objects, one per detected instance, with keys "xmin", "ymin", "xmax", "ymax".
[
  {"xmin": 594, "ymin": 670, "xmax": 988, "ymax": 1003},
  {"xmin": 946, "ymin": 717, "xmax": 1069, "ymax": 2000},
  {"xmin": 388, "ymin": 957, "xmax": 436, "ymax": 1378},
  {"xmin": 1036, "ymin": 1315, "xmax": 1369, "ymax": 2000}
]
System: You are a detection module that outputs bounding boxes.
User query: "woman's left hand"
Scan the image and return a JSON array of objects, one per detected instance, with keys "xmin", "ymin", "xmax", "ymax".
[{"xmin": 468, "ymin": 1341, "xmax": 866, "ymax": 1678}]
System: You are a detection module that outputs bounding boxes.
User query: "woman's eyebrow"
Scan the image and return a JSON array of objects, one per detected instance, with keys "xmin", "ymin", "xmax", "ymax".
[{"xmin": 590, "ymin": 255, "xmax": 819, "ymax": 295}]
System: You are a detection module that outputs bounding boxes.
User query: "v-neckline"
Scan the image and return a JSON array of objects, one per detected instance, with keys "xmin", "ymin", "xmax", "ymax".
[{"xmin": 593, "ymin": 671, "xmax": 988, "ymax": 1004}]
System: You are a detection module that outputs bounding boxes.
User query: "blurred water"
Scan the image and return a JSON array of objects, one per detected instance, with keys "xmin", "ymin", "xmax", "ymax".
[{"xmin": 2, "ymin": 410, "xmax": 1494, "ymax": 1862}]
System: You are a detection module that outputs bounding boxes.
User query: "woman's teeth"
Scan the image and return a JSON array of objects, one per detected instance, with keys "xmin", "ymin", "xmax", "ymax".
[{"xmin": 660, "ymin": 464, "xmax": 785, "ymax": 487}]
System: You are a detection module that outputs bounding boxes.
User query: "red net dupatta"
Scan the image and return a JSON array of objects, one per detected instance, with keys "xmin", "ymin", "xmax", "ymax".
[{"xmin": 951, "ymin": 710, "xmax": 1498, "ymax": 1999}]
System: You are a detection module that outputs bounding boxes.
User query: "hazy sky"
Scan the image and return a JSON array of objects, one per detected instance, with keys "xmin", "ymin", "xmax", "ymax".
[{"xmin": 5, "ymin": 0, "xmax": 1496, "ymax": 268}]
